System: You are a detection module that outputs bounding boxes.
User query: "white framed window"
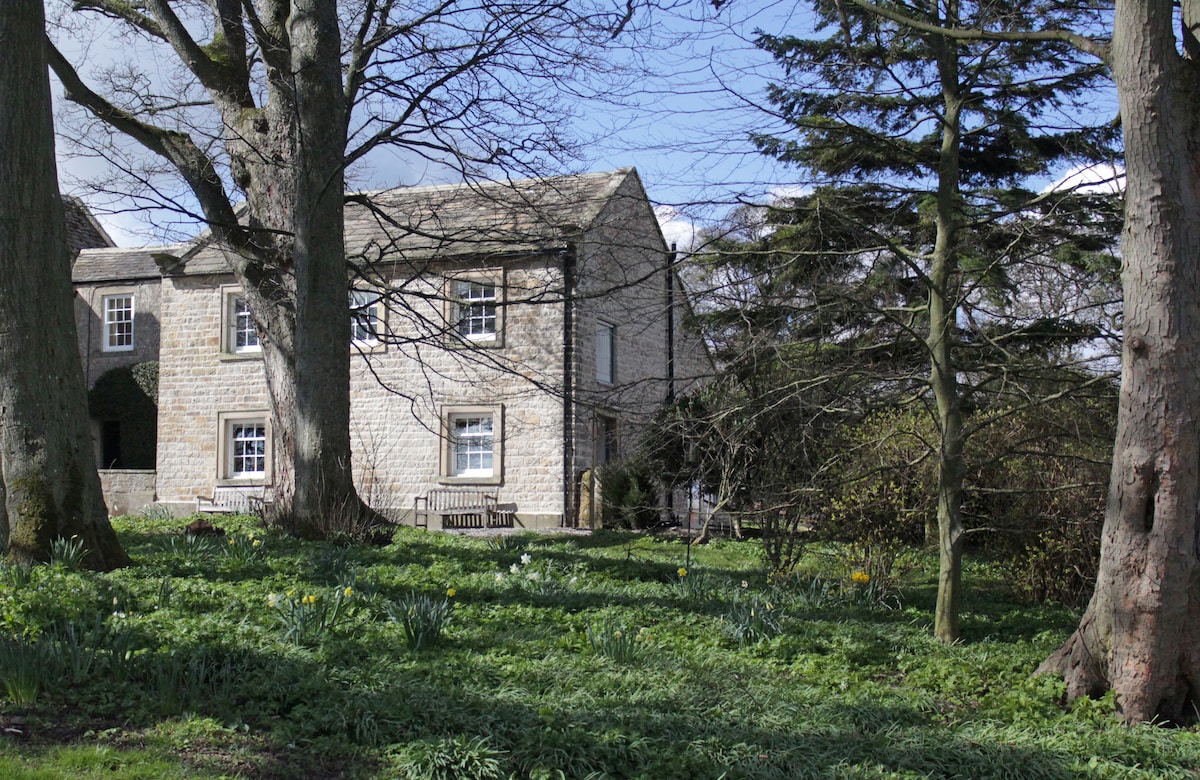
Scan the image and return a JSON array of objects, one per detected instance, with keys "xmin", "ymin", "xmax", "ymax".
[
  {"xmin": 102, "ymin": 294, "xmax": 134, "ymax": 352},
  {"xmin": 230, "ymin": 422, "xmax": 267, "ymax": 477},
  {"xmin": 440, "ymin": 406, "xmax": 503, "ymax": 484},
  {"xmin": 453, "ymin": 279, "xmax": 497, "ymax": 340},
  {"xmin": 217, "ymin": 412, "xmax": 271, "ymax": 482},
  {"xmin": 350, "ymin": 289, "xmax": 382, "ymax": 346},
  {"xmin": 221, "ymin": 289, "xmax": 260, "ymax": 355},
  {"xmin": 452, "ymin": 415, "xmax": 494, "ymax": 476},
  {"xmin": 596, "ymin": 322, "xmax": 616, "ymax": 385}
]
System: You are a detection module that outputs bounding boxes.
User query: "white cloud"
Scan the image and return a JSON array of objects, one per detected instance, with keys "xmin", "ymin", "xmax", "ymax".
[
  {"xmin": 656, "ymin": 205, "xmax": 698, "ymax": 252},
  {"xmin": 1044, "ymin": 163, "xmax": 1125, "ymax": 195}
]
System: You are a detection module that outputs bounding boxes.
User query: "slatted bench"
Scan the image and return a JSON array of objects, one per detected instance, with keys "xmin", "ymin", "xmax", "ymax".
[
  {"xmin": 413, "ymin": 489, "xmax": 498, "ymax": 530},
  {"xmin": 196, "ymin": 485, "xmax": 270, "ymax": 515}
]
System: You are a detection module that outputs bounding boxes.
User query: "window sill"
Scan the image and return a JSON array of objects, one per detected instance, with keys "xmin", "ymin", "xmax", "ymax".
[
  {"xmin": 219, "ymin": 352, "xmax": 263, "ymax": 362},
  {"xmin": 216, "ymin": 477, "xmax": 270, "ymax": 487},
  {"xmin": 438, "ymin": 474, "xmax": 503, "ymax": 487}
]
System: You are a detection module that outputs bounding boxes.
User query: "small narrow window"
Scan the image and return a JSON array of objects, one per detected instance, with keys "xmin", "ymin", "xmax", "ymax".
[
  {"xmin": 230, "ymin": 296, "xmax": 260, "ymax": 353},
  {"xmin": 453, "ymin": 280, "xmax": 497, "ymax": 340},
  {"xmin": 103, "ymin": 294, "xmax": 134, "ymax": 351},
  {"xmin": 350, "ymin": 290, "xmax": 381, "ymax": 346},
  {"xmin": 596, "ymin": 322, "xmax": 615, "ymax": 385},
  {"xmin": 597, "ymin": 415, "xmax": 618, "ymax": 465}
]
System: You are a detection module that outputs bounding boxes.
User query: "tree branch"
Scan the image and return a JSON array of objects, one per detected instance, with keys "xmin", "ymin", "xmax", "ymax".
[
  {"xmin": 848, "ymin": 0, "xmax": 1110, "ymax": 63},
  {"xmin": 46, "ymin": 38, "xmax": 245, "ymax": 247}
]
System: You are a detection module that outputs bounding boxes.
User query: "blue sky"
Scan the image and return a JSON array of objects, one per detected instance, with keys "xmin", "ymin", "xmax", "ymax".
[
  {"xmin": 50, "ymin": 1, "xmax": 1118, "ymax": 250},
  {"xmin": 50, "ymin": 1, "xmax": 813, "ymax": 249}
]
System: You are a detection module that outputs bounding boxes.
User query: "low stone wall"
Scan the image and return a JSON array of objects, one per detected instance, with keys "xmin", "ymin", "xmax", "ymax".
[{"xmin": 98, "ymin": 469, "xmax": 156, "ymax": 517}]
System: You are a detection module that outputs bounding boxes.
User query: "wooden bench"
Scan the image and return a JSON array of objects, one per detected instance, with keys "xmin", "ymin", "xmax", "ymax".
[
  {"xmin": 413, "ymin": 489, "xmax": 499, "ymax": 529},
  {"xmin": 196, "ymin": 485, "xmax": 270, "ymax": 515}
]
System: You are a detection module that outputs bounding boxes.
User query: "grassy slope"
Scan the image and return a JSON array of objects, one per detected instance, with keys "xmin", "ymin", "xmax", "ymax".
[{"xmin": 0, "ymin": 517, "xmax": 1196, "ymax": 779}]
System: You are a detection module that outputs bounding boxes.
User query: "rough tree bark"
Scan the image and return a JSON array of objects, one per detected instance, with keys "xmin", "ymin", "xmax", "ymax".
[
  {"xmin": 1038, "ymin": 0, "xmax": 1200, "ymax": 723},
  {"xmin": 49, "ymin": 0, "xmax": 379, "ymax": 536},
  {"xmin": 0, "ymin": 1, "xmax": 128, "ymax": 568}
]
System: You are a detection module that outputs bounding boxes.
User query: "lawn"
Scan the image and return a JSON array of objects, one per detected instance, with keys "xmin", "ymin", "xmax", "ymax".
[{"xmin": 0, "ymin": 516, "xmax": 1196, "ymax": 779}]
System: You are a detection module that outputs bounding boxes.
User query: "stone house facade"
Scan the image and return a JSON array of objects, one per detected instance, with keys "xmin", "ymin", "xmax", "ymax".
[{"xmin": 72, "ymin": 168, "xmax": 709, "ymax": 527}]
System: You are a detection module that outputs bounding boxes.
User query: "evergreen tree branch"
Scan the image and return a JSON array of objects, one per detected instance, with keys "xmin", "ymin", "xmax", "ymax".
[{"xmin": 847, "ymin": 0, "xmax": 1110, "ymax": 62}]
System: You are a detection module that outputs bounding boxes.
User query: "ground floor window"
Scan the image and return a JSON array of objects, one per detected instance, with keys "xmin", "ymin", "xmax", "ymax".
[
  {"xmin": 441, "ymin": 406, "xmax": 503, "ymax": 484},
  {"xmin": 218, "ymin": 412, "xmax": 271, "ymax": 482}
]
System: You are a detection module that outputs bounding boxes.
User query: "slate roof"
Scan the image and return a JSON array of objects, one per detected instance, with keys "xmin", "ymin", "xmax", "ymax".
[
  {"xmin": 176, "ymin": 168, "xmax": 637, "ymax": 276},
  {"xmin": 62, "ymin": 196, "xmax": 114, "ymax": 252},
  {"xmin": 72, "ymin": 245, "xmax": 187, "ymax": 284},
  {"xmin": 70, "ymin": 169, "xmax": 643, "ymax": 283}
]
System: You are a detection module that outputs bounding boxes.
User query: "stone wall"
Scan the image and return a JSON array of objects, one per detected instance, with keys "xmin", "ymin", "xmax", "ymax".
[
  {"xmin": 154, "ymin": 261, "xmax": 570, "ymax": 526},
  {"xmin": 74, "ymin": 279, "xmax": 161, "ymax": 390},
  {"xmin": 98, "ymin": 469, "xmax": 156, "ymax": 516}
]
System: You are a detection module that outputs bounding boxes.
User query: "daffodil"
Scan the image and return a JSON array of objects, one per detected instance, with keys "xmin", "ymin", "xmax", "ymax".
[
  {"xmin": 520, "ymin": 553, "xmax": 532, "ymax": 565},
  {"xmin": 509, "ymin": 563, "xmax": 521, "ymax": 574},
  {"xmin": 677, "ymin": 567, "xmax": 688, "ymax": 577},
  {"xmin": 851, "ymin": 571, "xmax": 871, "ymax": 584},
  {"xmin": 446, "ymin": 587, "xmax": 457, "ymax": 598},
  {"xmin": 267, "ymin": 592, "xmax": 279, "ymax": 607},
  {"xmin": 252, "ymin": 539, "xmax": 262, "ymax": 548},
  {"xmin": 343, "ymin": 587, "xmax": 353, "ymax": 597}
]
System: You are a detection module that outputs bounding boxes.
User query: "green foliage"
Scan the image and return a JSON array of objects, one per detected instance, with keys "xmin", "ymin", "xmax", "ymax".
[
  {"xmin": 598, "ymin": 459, "xmax": 660, "ymax": 530},
  {"xmin": 385, "ymin": 735, "xmax": 506, "ymax": 780},
  {"xmin": 387, "ymin": 591, "xmax": 453, "ymax": 651},
  {"xmin": 268, "ymin": 586, "xmax": 354, "ymax": 646},
  {"xmin": 585, "ymin": 619, "xmax": 645, "ymax": 662},
  {"xmin": 157, "ymin": 532, "xmax": 219, "ymax": 564},
  {"xmin": 723, "ymin": 595, "xmax": 783, "ymax": 646},
  {"xmin": 0, "ymin": 635, "xmax": 53, "ymax": 705},
  {"xmin": 49, "ymin": 536, "xmax": 89, "ymax": 571},
  {"xmin": 1, "ymin": 523, "xmax": 1198, "ymax": 778},
  {"xmin": 220, "ymin": 532, "xmax": 265, "ymax": 564}
]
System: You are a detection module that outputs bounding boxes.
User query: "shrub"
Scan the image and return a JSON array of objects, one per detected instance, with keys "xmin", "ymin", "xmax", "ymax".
[
  {"xmin": 586, "ymin": 620, "xmax": 645, "ymax": 662},
  {"xmin": 723, "ymin": 596, "xmax": 783, "ymax": 646},
  {"xmin": 385, "ymin": 735, "xmax": 506, "ymax": 780},
  {"xmin": 387, "ymin": 591, "xmax": 452, "ymax": 651},
  {"xmin": 268, "ymin": 587, "xmax": 355, "ymax": 646}
]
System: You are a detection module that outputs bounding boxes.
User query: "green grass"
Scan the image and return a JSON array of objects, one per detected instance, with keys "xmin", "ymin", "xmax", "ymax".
[{"xmin": 0, "ymin": 517, "xmax": 1197, "ymax": 778}]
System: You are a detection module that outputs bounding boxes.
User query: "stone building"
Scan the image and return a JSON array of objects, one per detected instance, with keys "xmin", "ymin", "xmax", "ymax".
[{"xmin": 71, "ymin": 168, "xmax": 710, "ymax": 527}]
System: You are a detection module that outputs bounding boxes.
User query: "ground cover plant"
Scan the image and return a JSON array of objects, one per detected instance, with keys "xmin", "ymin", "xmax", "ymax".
[{"xmin": 0, "ymin": 517, "xmax": 1197, "ymax": 778}]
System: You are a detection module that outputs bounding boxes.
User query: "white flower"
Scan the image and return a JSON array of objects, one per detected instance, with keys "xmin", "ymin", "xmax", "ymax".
[
  {"xmin": 520, "ymin": 553, "xmax": 532, "ymax": 565},
  {"xmin": 568, "ymin": 576, "xmax": 579, "ymax": 586},
  {"xmin": 111, "ymin": 611, "xmax": 127, "ymax": 619},
  {"xmin": 526, "ymin": 571, "xmax": 541, "ymax": 581},
  {"xmin": 509, "ymin": 563, "xmax": 521, "ymax": 574},
  {"xmin": 495, "ymin": 573, "xmax": 505, "ymax": 582}
]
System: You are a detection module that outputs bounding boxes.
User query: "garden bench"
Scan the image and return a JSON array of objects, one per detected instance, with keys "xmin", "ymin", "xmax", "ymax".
[
  {"xmin": 413, "ymin": 489, "xmax": 500, "ymax": 529},
  {"xmin": 196, "ymin": 485, "xmax": 270, "ymax": 516}
]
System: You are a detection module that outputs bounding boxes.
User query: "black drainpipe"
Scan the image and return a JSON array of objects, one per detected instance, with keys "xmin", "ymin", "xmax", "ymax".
[
  {"xmin": 666, "ymin": 242, "xmax": 677, "ymax": 403},
  {"xmin": 665, "ymin": 242, "xmax": 677, "ymax": 523},
  {"xmin": 561, "ymin": 242, "xmax": 577, "ymax": 527}
]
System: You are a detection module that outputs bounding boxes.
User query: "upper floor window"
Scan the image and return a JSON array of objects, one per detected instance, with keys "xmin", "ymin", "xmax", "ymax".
[
  {"xmin": 596, "ymin": 322, "xmax": 616, "ymax": 385},
  {"xmin": 453, "ymin": 279, "xmax": 497, "ymax": 341},
  {"xmin": 102, "ymin": 294, "xmax": 134, "ymax": 352},
  {"xmin": 350, "ymin": 290, "xmax": 382, "ymax": 346},
  {"xmin": 227, "ymin": 293, "xmax": 260, "ymax": 354}
]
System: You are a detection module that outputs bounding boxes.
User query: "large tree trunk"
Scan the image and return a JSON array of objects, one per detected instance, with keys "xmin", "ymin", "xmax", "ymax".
[
  {"xmin": 287, "ymin": 0, "xmax": 374, "ymax": 534},
  {"xmin": 0, "ymin": 2, "xmax": 127, "ymax": 569},
  {"xmin": 1038, "ymin": 0, "xmax": 1200, "ymax": 723},
  {"xmin": 208, "ymin": 0, "xmax": 379, "ymax": 536}
]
